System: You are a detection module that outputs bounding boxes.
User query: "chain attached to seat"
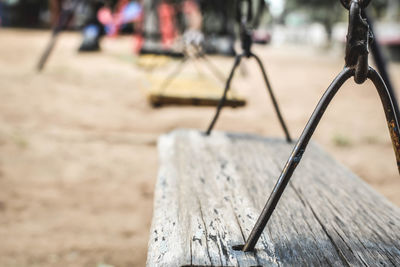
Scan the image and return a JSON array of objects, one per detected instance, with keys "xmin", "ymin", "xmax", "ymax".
[
  {"xmin": 205, "ymin": 0, "xmax": 292, "ymax": 142},
  {"xmin": 237, "ymin": 0, "xmax": 253, "ymax": 57},
  {"xmin": 343, "ymin": 0, "xmax": 373, "ymax": 84},
  {"xmin": 241, "ymin": 0, "xmax": 400, "ymax": 252}
]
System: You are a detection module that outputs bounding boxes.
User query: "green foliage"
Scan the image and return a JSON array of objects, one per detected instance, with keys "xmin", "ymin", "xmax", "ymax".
[
  {"xmin": 282, "ymin": 0, "xmax": 398, "ymax": 40},
  {"xmin": 332, "ymin": 134, "xmax": 353, "ymax": 147},
  {"xmin": 286, "ymin": 0, "xmax": 394, "ymax": 20}
]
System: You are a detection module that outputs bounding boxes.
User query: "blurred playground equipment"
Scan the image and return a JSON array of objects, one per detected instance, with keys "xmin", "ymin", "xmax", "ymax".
[
  {"xmin": 206, "ymin": 0, "xmax": 292, "ymax": 141},
  {"xmin": 34, "ymin": 0, "xmax": 246, "ymax": 107}
]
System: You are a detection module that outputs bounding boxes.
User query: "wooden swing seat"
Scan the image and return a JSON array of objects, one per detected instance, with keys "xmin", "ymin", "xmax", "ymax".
[{"xmin": 147, "ymin": 129, "xmax": 400, "ymax": 266}]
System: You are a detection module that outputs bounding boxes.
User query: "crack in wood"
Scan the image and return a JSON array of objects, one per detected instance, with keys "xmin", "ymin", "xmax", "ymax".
[{"xmin": 197, "ymin": 198, "xmax": 214, "ymax": 265}]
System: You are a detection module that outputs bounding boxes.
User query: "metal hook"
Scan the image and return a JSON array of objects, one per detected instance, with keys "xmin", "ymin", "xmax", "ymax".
[{"xmin": 345, "ymin": 0, "xmax": 372, "ymax": 84}]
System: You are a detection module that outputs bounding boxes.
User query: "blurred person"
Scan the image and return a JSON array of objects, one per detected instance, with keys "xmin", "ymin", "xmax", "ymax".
[
  {"xmin": 139, "ymin": 0, "xmax": 236, "ymax": 56},
  {"xmin": 80, "ymin": 0, "xmax": 142, "ymax": 51},
  {"xmin": 78, "ymin": 0, "xmax": 108, "ymax": 51},
  {"xmin": 48, "ymin": 0, "xmax": 120, "ymax": 51}
]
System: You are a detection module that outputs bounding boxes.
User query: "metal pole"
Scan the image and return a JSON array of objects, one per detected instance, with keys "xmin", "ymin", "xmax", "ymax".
[
  {"xmin": 251, "ymin": 53, "xmax": 292, "ymax": 142},
  {"xmin": 205, "ymin": 54, "xmax": 243, "ymax": 135},
  {"xmin": 37, "ymin": 0, "xmax": 82, "ymax": 71}
]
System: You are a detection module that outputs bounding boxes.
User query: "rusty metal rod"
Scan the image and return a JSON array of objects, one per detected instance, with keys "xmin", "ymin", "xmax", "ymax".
[
  {"xmin": 242, "ymin": 66, "xmax": 400, "ymax": 252},
  {"xmin": 251, "ymin": 52, "xmax": 292, "ymax": 142},
  {"xmin": 242, "ymin": 67, "xmax": 353, "ymax": 252},
  {"xmin": 368, "ymin": 68, "xmax": 400, "ymax": 171}
]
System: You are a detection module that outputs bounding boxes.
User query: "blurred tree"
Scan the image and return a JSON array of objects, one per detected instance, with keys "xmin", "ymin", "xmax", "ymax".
[
  {"xmin": 284, "ymin": 0, "xmax": 342, "ymax": 42},
  {"xmin": 384, "ymin": 0, "xmax": 400, "ymax": 21},
  {"xmin": 282, "ymin": 0, "xmax": 399, "ymax": 42}
]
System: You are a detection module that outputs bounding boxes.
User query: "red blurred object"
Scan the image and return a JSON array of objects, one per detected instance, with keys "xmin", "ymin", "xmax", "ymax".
[
  {"xmin": 97, "ymin": 0, "xmax": 142, "ymax": 37},
  {"xmin": 158, "ymin": 2, "xmax": 177, "ymax": 48}
]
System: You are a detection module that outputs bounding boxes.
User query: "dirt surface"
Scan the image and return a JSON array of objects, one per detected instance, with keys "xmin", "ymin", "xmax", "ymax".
[{"xmin": 0, "ymin": 29, "xmax": 399, "ymax": 267}]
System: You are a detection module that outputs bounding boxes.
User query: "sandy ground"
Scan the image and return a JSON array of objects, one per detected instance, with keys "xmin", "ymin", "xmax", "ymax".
[{"xmin": 0, "ymin": 29, "xmax": 399, "ymax": 267}]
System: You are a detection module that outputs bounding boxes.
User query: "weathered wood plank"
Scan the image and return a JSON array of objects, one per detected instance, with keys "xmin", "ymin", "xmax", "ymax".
[{"xmin": 147, "ymin": 129, "xmax": 400, "ymax": 266}]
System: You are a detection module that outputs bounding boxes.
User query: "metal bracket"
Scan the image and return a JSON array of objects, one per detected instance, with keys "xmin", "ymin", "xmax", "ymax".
[{"xmin": 241, "ymin": 0, "xmax": 400, "ymax": 252}]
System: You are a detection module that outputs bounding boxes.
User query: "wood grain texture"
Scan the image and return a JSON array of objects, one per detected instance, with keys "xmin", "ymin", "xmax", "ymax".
[{"xmin": 147, "ymin": 129, "xmax": 400, "ymax": 266}]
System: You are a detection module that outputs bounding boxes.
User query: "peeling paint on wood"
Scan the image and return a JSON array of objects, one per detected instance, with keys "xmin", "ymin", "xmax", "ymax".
[{"xmin": 147, "ymin": 129, "xmax": 400, "ymax": 266}]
